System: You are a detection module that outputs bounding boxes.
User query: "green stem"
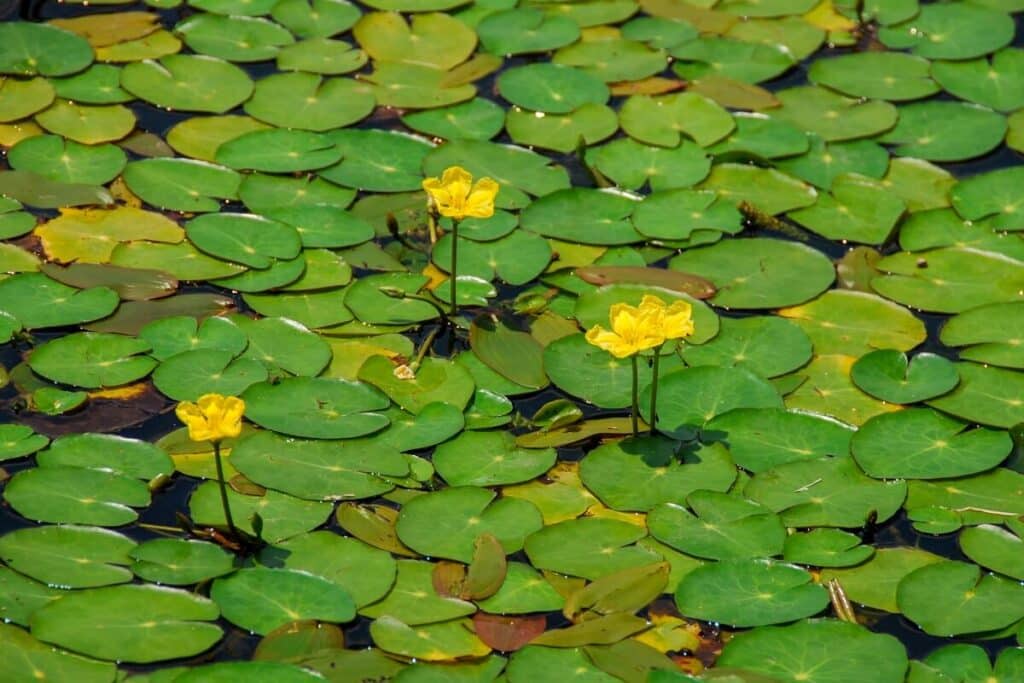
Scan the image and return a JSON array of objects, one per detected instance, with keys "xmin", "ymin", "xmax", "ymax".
[
  {"xmin": 212, "ymin": 441, "xmax": 238, "ymax": 538},
  {"xmin": 630, "ymin": 355, "xmax": 639, "ymax": 437},
  {"xmin": 450, "ymin": 219, "xmax": 459, "ymax": 318},
  {"xmin": 650, "ymin": 344, "xmax": 663, "ymax": 433}
]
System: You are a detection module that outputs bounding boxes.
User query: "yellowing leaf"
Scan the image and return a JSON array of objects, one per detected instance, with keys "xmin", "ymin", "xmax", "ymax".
[
  {"xmin": 633, "ymin": 615, "xmax": 702, "ymax": 653},
  {"xmin": 422, "ymin": 262, "xmax": 447, "ymax": 290},
  {"xmin": 0, "ymin": 121, "xmax": 44, "ymax": 146},
  {"xmin": 36, "ymin": 206, "xmax": 184, "ymax": 264},
  {"xmin": 49, "ymin": 12, "xmax": 160, "ymax": 48},
  {"xmin": 87, "ymin": 382, "xmax": 149, "ymax": 400},
  {"xmin": 803, "ymin": 0, "xmax": 858, "ymax": 32}
]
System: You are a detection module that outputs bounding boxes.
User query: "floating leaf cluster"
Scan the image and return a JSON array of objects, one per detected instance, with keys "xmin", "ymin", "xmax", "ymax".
[{"xmin": 1, "ymin": 0, "xmax": 1024, "ymax": 680}]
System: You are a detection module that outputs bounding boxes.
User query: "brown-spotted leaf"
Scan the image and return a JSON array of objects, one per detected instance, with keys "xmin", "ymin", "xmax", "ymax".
[
  {"xmin": 433, "ymin": 561, "xmax": 468, "ymax": 599},
  {"xmin": 463, "ymin": 532, "xmax": 508, "ymax": 600},
  {"xmin": 575, "ymin": 266, "xmax": 715, "ymax": 299}
]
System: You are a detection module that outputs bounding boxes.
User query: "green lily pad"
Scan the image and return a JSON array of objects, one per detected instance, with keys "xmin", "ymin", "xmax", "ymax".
[
  {"xmin": 788, "ymin": 174, "xmax": 905, "ymax": 245},
  {"xmin": 230, "ymin": 430, "xmax": 406, "ymax": 501},
  {"xmin": 50, "ymin": 64, "xmax": 131, "ymax": 104},
  {"xmin": 620, "ymin": 92, "xmax": 734, "ymax": 148},
  {"xmin": 320, "ymin": 128, "xmax": 433, "ymax": 192},
  {"xmin": 37, "ymin": 433, "xmax": 172, "ymax": 480},
  {"xmin": 152, "ymin": 349, "xmax": 267, "ymax": 401},
  {"xmin": 959, "ymin": 525, "xmax": 1024, "ymax": 581},
  {"xmin": 906, "ymin": 467, "xmax": 1024, "ymax": 531},
  {"xmin": 186, "ymin": 213, "xmax": 301, "ymax": 270},
  {"xmin": 718, "ymin": 619, "xmax": 908, "ymax": 683},
  {"xmin": 506, "ymin": 103, "xmax": 618, "ymax": 154},
  {"xmin": 8, "ymin": 135, "xmax": 125, "ymax": 186},
  {"xmin": 926, "ymin": 362, "xmax": 1024, "ymax": 429},
  {"xmin": 521, "ymin": 188, "xmax": 641, "ymax": 245},
  {"xmin": 175, "ymin": 14, "xmax": 295, "ymax": 62},
  {"xmin": 707, "ymin": 113, "xmax": 808, "ymax": 160},
  {"xmin": 231, "ymin": 315, "xmax": 332, "ymax": 377},
  {"xmin": 649, "ymin": 491, "xmax": 785, "ymax": 561},
  {"xmin": 396, "ymin": 486, "xmax": 543, "ymax": 562},
  {"xmin": 121, "ymin": 55, "xmax": 254, "ymax": 113},
  {"xmin": 110, "ymin": 241, "xmax": 244, "ymax": 281},
  {"xmin": 525, "ymin": 517, "xmax": 661, "ymax": 580},
  {"xmin": 359, "ymin": 355, "xmax": 475, "ymax": 413},
  {"xmin": 850, "ymin": 350, "xmax": 958, "ymax": 403},
  {"xmin": 139, "ymin": 315, "xmax": 247, "ymax": 362},
  {"xmin": 880, "ymin": 101, "xmax": 1006, "ymax": 162},
  {"xmin": 882, "ymin": 157, "xmax": 956, "ymax": 213},
  {"xmin": 776, "ymin": 136, "xmax": 890, "ymax": 190},
  {"xmin": 29, "ymin": 332, "xmax": 155, "ymax": 389},
  {"xmin": 871, "ymin": 247, "xmax": 1024, "ymax": 314},
  {"xmin": 681, "ymin": 316, "xmax": 811, "ymax": 378},
  {"xmin": 241, "ymin": 377, "xmax": 389, "ymax": 439},
  {"xmin": 622, "ymin": 16, "xmax": 698, "ymax": 49},
  {"xmin": 261, "ymin": 532, "xmax": 395, "ymax": 607},
  {"xmin": 30, "ymin": 584, "xmax": 222, "ymax": 663},
  {"xmin": 698, "ymin": 164, "xmax": 817, "ymax": 215},
  {"xmin": 768, "ymin": 85, "xmax": 900, "ymax": 142},
  {"xmin": 434, "ymin": 431, "xmax": 556, "ymax": 487},
  {"xmin": 0, "ymin": 170, "xmax": 112, "ymax": 209},
  {"xmin": 950, "ymin": 166, "xmax": 1024, "ymax": 230},
  {"xmin": 580, "ymin": 437, "xmax": 736, "ymax": 511},
  {"xmin": 930, "ymin": 48, "xmax": 1024, "ymax": 112},
  {"xmin": 401, "ymin": 98, "xmax": 505, "ymax": 141},
  {"xmin": 897, "ymin": 560, "xmax": 1024, "ymax": 636},
  {"xmin": 123, "ymin": 158, "xmax": 241, "ymax": 213},
  {"xmin": 586, "ymin": 137, "xmax": 712, "ymax": 192},
  {"xmin": 0, "ymin": 23, "xmax": 93, "ymax": 76},
  {"xmin": 215, "ymin": 129, "xmax": 341, "ymax": 173},
  {"xmin": 672, "ymin": 37, "xmax": 793, "ymax": 84},
  {"xmin": 277, "ymin": 37, "xmax": 367, "ymax": 74},
  {"xmin": 676, "ymin": 560, "xmax": 828, "ymax": 627},
  {"xmin": 507, "ymin": 646, "xmax": 616, "ymax": 683},
  {"xmin": 244, "ymin": 72, "xmax": 374, "ymax": 131},
  {"xmin": 744, "ymin": 456, "xmax": 907, "ymax": 527},
  {"xmin": 705, "ymin": 408, "xmax": 854, "ymax": 473},
  {"xmin": 779, "ymin": 290, "xmax": 925, "ymax": 356},
  {"xmin": 212, "ymin": 568, "xmax": 355, "ymax": 636},
  {"xmin": 0, "ymin": 77, "xmax": 53, "ymax": 122},
  {"xmin": 0, "ymin": 425, "xmax": 49, "ymax": 462},
  {"xmin": 0, "ymin": 623, "xmax": 115, "ymax": 683},
  {"xmin": 5, "ymin": 465, "xmax": 149, "ymax": 526},
  {"xmin": 554, "ymin": 38, "xmax": 667, "ymax": 83},
  {"xmin": 809, "ymin": 52, "xmax": 939, "ymax": 101},
  {"xmin": 272, "ymin": 0, "xmax": 361, "ymax": 37},
  {"xmin": 477, "ymin": 562, "xmax": 565, "ymax": 615},
  {"xmin": 782, "ymin": 528, "xmax": 873, "ymax": 568},
  {"xmin": 360, "ymin": 560, "xmax": 476, "ymax": 625},
  {"xmin": 940, "ymin": 302, "xmax": 1024, "ymax": 369},
  {"xmin": 631, "ymin": 188, "xmax": 742, "ymax": 242},
  {"xmin": 0, "ymin": 525, "xmax": 135, "ymax": 589},
  {"xmin": 477, "ymin": 7, "xmax": 579, "ymax": 55},
  {"xmin": 130, "ymin": 539, "xmax": 235, "ymax": 586},
  {"xmin": 362, "ymin": 62, "xmax": 476, "ymax": 109},
  {"xmin": 851, "ymin": 408, "xmax": 1011, "ymax": 480},
  {"xmin": 497, "ymin": 63, "xmax": 609, "ymax": 114},
  {"xmin": 165, "ymin": 115, "xmax": 271, "ymax": 163},
  {"xmin": 189, "ymin": 483, "xmax": 332, "ymax": 543},
  {"xmin": 174, "ymin": 662, "xmax": 327, "ymax": 682},
  {"xmin": 878, "ymin": 2, "xmax": 1013, "ymax": 60},
  {"xmin": 344, "ymin": 273, "xmax": 439, "ymax": 325}
]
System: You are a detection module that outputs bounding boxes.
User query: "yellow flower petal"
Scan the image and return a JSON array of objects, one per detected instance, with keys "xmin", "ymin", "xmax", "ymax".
[
  {"xmin": 422, "ymin": 166, "xmax": 499, "ymax": 220},
  {"xmin": 176, "ymin": 393, "xmax": 246, "ymax": 443}
]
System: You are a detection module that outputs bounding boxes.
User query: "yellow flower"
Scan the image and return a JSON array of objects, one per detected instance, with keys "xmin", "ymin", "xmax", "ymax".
[
  {"xmin": 648, "ymin": 295, "xmax": 695, "ymax": 341},
  {"xmin": 585, "ymin": 297, "xmax": 666, "ymax": 358},
  {"xmin": 175, "ymin": 393, "xmax": 245, "ymax": 443},
  {"xmin": 422, "ymin": 166, "xmax": 499, "ymax": 220}
]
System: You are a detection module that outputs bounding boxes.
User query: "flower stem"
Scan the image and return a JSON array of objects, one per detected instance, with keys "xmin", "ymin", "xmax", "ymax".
[
  {"xmin": 630, "ymin": 354, "xmax": 639, "ymax": 437},
  {"xmin": 212, "ymin": 441, "xmax": 238, "ymax": 538},
  {"xmin": 650, "ymin": 344, "xmax": 663, "ymax": 433},
  {"xmin": 449, "ymin": 219, "xmax": 459, "ymax": 319}
]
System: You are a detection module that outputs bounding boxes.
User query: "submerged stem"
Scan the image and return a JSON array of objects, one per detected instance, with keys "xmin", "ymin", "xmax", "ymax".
[
  {"xmin": 212, "ymin": 441, "xmax": 238, "ymax": 538},
  {"xmin": 630, "ymin": 355, "xmax": 639, "ymax": 437}
]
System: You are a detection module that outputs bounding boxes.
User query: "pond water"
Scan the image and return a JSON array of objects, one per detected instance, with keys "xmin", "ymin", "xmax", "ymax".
[{"xmin": 1, "ymin": 0, "xmax": 1024, "ymax": 681}]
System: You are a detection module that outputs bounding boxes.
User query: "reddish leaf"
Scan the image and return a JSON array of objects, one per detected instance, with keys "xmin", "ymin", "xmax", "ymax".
[
  {"xmin": 473, "ymin": 613, "xmax": 546, "ymax": 652},
  {"xmin": 432, "ymin": 561, "xmax": 467, "ymax": 598}
]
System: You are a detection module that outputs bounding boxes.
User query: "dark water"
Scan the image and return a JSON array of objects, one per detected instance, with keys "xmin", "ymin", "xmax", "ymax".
[{"xmin": 2, "ymin": 0, "xmax": 1023, "ymax": 673}]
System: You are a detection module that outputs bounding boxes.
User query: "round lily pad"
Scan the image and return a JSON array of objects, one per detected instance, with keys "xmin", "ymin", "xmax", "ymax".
[
  {"xmin": 878, "ymin": 2, "xmax": 1014, "ymax": 60},
  {"xmin": 939, "ymin": 302, "xmax": 1024, "ymax": 369},
  {"xmin": 121, "ymin": 55, "xmax": 254, "ymax": 113},
  {"xmin": 718, "ymin": 619, "xmax": 908, "ymax": 683},
  {"xmin": 345, "ymin": 273, "xmax": 440, "ymax": 325},
  {"xmin": 215, "ymin": 129, "xmax": 342, "ymax": 173},
  {"xmin": 175, "ymin": 14, "xmax": 295, "ymax": 62},
  {"xmin": 809, "ymin": 52, "xmax": 939, "ymax": 101},
  {"xmin": 360, "ymin": 560, "xmax": 475, "ymax": 625},
  {"xmin": 620, "ymin": 92, "xmax": 734, "ymax": 148},
  {"xmin": 230, "ymin": 430, "xmax": 406, "ymax": 501},
  {"xmin": 0, "ymin": 623, "xmax": 115, "ymax": 683},
  {"xmin": 189, "ymin": 483, "xmax": 332, "ymax": 543},
  {"xmin": 506, "ymin": 103, "xmax": 618, "ymax": 154},
  {"xmin": 788, "ymin": 174, "xmax": 906, "ymax": 245},
  {"xmin": 897, "ymin": 560, "xmax": 1024, "ymax": 636},
  {"xmin": 152, "ymin": 349, "xmax": 268, "ymax": 401},
  {"xmin": 277, "ymin": 37, "xmax": 367, "ymax": 74},
  {"xmin": 5, "ymin": 466, "xmax": 149, "ymax": 526},
  {"xmin": 370, "ymin": 615, "xmax": 489, "ymax": 661},
  {"xmin": 396, "ymin": 486, "xmax": 543, "ymax": 563},
  {"xmin": 123, "ymin": 158, "xmax": 241, "ymax": 213},
  {"xmin": 950, "ymin": 166, "xmax": 1024, "ymax": 229},
  {"xmin": 926, "ymin": 362, "xmax": 1024, "ymax": 429},
  {"xmin": 212, "ymin": 567, "xmax": 355, "ymax": 635},
  {"xmin": 186, "ymin": 213, "xmax": 301, "ymax": 269},
  {"xmin": 244, "ymin": 72, "xmax": 374, "ymax": 131},
  {"xmin": 520, "ymin": 188, "xmax": 641, "ymax": 245},
  {"xmin": 241, "ymin": 377, "xmax": 390, "ymax": 439},
  {"xmin": 580, "ymin": 437, "xmax": 736, "ymax": 512},
  {"xmin": 783, "ymin": 528, "xmax": 874, "ymax": 568},
  {"xmin": 0, "ymin": 525, "xmax": 135, "ymax": 589},
  {"xmin": 0, "ymin": 23, "xmax": 94, "ymax": 76},
  {"xmin": 130, "ymin": 539, "xmax": 235, "ymax": 586},
  {"xmin": 959, "ymin": 525, "xmax": 1024, "ymax": 581},
  {"xmin": 320, "ymin": 128, "xmax": 434, "ymax": 192},
  {"xmin": 851, "ymin": 408, "xmax": 1011, "ymax": 480},
  {"xmin": 272, "ymin": 0, "xmax": 361, "ymax": 37},
  {"xmin": 37, "ymin": 433, "xmax": 172, "ymax": 480},
  {"xmin": 648, "ymin": 492, "xmax": 785, "ymax": 561},
  {"xmin": 699, "ymin": 164, "xmax": 817, "ymax": 215},
  {"xmin": 477, "ymin": 8, "xmax": 579, "ymax": 55},
  {"xmin": 524, "ymin": 517, "xmax": 661, "ymax": 580},
  {"xmin": 672, "ymin": 37, "xmax": 794, "ymax": 84},
  {"xmin": 29, "ymin": 332, "xmax": 156, "ymax": 388},
  {"xmin": 434, "ymin": 431, "xmax": 556, "ymax": 487},
  {"xmin": 401, "ymin": 98, "xmax": 505, "ymax": 141},
  {"xmin": 680, "ymin": 315, "xmax": 811, "ymax": 378},
  {"xmin": 476, "ymin": 562, "xmax": 566, "ymax": 615},
  {"xmin": 675, "ymin": 559, "xmax": 828, "ymax": 627},
  {"xmin": 930, "ymin": 48, "xmax": 1024, "ymax": 112},
  {"xmin": 354, "ymin": 11, "xmax": 476, "ymax": 70},
  {"xmin": 0, "ymin": 76, "xmax": 53, "ymax": 122},
  {"xmin": 30, "ymin": 584, "xmax": 222, "ymax": 663},
  {"xmin": 768, "ymin": 86, "xmax": 898, "ymax": 142},
  {"xmin": 850, "ymin": 350, "xmax": 959, "ymax": 403},
  {"xmin": 554, "ymin": 38, "xmax": 667, "ymax": 83},
  {"xmin": 8, "ymin": 135, "xmax": 125, "ymax": 185},
  {"xmin": 497, "ymin": 63, "xmax": 609, "ymax": 114},
  {"xmin": 50, "ymin": 63, "xmax": 131, "ymax": 104},
  {"xmin": 880, "ymin": 101, "xmax": 1006, "ymax": 162},
  {"xmin": 585, "ymin": 137, "xmax": 711, "ymax": 192}
]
